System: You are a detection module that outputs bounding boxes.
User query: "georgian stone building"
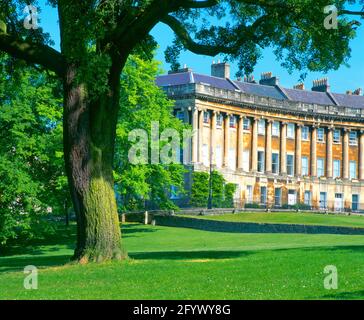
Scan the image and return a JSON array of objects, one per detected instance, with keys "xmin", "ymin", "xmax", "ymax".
[{"xmin": 156, "ymin": 62, "xmax": 364, "ymax": 211}]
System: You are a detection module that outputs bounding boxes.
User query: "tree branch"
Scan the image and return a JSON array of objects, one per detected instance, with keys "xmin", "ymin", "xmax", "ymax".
[
  {"xmin": 340, "ymin": 10, "xmax": 364, "ymax": 17},
  {"xmin": 160, "ymin": 15, "xmax": 231, "ymax": 56},
  {"xmin": 0, "ymin": 32, "xmax": 65, "ymax": 77}
]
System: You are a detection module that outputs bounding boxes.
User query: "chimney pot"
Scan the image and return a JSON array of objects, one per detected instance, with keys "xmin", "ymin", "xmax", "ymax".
[
  {"xmin": 259, "ymin": 72, "xmax": 279, "ymax": 86},
  {"xmin": 312, "ymin": 77, "xmax": 330, "ymax": 92},
  {"xmin": 294, "ymin": 83, "xmax": 305, "ymax": 90}
]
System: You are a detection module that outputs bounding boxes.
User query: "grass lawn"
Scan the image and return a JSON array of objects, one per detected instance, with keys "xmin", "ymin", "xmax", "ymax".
[
  {"xmin": 187, "ymin": 211, "xmax": 364, "ymax": 228},
  {"xmin": 1, "ymin": 220, "xmax": 364, "ymax": 300}
]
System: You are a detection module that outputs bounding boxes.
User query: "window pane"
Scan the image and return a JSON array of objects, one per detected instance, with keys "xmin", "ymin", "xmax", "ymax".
[
  {"xmin": 258, "ymin": 120, "xmax": 265, "ymax": 135},
  {"xmin": 287, "ymin": 123, "xmax": 295, "ymax": 139},
  {"xmin": 287, "ymin": 155, "xmax": 294, "ymax": 176},
  {"xmin": 350, "ymin": 161, "xmax": 357, "ymax": 179}
]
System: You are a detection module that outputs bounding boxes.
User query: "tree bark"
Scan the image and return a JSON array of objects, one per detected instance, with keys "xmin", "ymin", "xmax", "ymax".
[{"xmin": 63, "ymin": 60, "xmax": 126, "ymax": 263}]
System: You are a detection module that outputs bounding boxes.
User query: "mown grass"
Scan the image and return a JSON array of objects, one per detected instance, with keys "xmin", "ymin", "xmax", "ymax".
[
  {"xmin": 1, "ymin": 220, "xmax": 364, "ymax": 300},
  {"xmin": 187, "ymin": 211, "xmax": 364, "ymax": 228}
]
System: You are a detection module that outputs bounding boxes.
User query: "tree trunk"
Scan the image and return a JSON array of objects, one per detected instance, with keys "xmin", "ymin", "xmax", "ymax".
[{"xmin": 63, "ymin": 61, "xmax": 126, "ymax": 263}]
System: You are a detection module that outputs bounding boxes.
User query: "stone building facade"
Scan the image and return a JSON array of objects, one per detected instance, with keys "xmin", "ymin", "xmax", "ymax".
[{"xmin": 156, "ymin": 63, "xmax": 364, "ymax": 212}]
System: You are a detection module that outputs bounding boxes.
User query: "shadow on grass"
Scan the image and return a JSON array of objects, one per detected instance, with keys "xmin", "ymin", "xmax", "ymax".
[
  {"xmin": 0, "ymin": 254, "xmax": 72, "ymax": 274},
  {"xmin": 121, "ymin": 223, "xmax": 158, "ymax": 238},
  {"xmin": 1, "ymin": 227, "xmax": 76, "ymax": 257},
  {"xmin": 129, "ymin": 250, "xmax": 252, "ymax": 261},
  {"xmin": 320, "ymin": 290, "xmax": 364, "ymax": 300}
]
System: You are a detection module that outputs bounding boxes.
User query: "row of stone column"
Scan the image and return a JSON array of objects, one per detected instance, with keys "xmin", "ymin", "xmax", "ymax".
[{"xmin": 190, "ymin": 107, "xmax": 364, "ymax": 180}]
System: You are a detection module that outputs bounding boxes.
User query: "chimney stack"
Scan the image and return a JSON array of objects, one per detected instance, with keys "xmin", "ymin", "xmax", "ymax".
[
  {"xmin": 211, "ymin": 61, "xmax": 230, "ymax": 79},
  {"xmin": 294, "ymin": 83, "xmax": 305, "ymax": 90},
  {"xmin": 312, "ymin": 78, "xmax": 330, "ymax": 92},
  {"xmin": 259, "ymin": 72, "xmax": 279, "ymax": 86}
]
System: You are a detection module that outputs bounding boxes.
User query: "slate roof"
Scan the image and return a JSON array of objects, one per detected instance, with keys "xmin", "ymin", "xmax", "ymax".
[{"xmin": 156, "ymin": 71, "xmax": 364, "ymax": 109}]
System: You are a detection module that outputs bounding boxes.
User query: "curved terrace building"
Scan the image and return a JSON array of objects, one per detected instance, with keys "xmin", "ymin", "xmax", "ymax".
[{"xmin": 156, "ymin": 62, "xmax": 364, "ymax": 212}]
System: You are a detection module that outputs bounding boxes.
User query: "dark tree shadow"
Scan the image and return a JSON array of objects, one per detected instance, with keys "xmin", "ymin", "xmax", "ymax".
[
  {"xmin": 129, "ymin": 250, "xmax": 252, "ymax": 260},
  {"xmin": 0, "ymin": 254, "xmax": 72, "ymax": 274},
  {"xmin": 121, "ymin": 224, "xmax": 157, "ymax": 238},
  {"xmin": 320, "ymin": 290, "xmax": 364, "ymax": 300}
]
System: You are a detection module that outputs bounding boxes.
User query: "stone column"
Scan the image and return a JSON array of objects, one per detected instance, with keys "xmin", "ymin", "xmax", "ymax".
[
  {"xmin": 280, "ymin": 122, "xmax": 287, "ymax": 174},
  {"xmin": 237, "ymin": 115, "xmax": 244, "ymax": 170},
  {"xmin": 198, "ymin": 109, "xmax": 204, "ymax": 163},
  {"xmin": 360, "ymin": 130, "xmax": 364, "ymax": 180},
  {"xmin": 311, "ymin": 126, "xmax": 317, "ymax": 177},
  {"xmin": 191, "ymin": 107, "xmax": 198, "ymax": 163},
  {"xmin": 295, "ymin": 124, "xmax": 302, "ymax": 176},
  {"xmin": 327, "ymin": 127, "xmax": 333, "ymax": 178},
  {"xmin": 265, "ymin": 120, "xmax": 272, "ymax": 173},
  {"xmin": 251, "ymin": 117, "xmax": 258, "ymax": 172},
  {"xmin": 210, "ymin": 110, "xmax": 217, "ymax": 166},
  {"xmin": 223, "ymin": 113, "xmax": 230, "ymax": 168},
  {"xmin": 343, "ymin": 128, "xmax": 350, "ymax": 180}
]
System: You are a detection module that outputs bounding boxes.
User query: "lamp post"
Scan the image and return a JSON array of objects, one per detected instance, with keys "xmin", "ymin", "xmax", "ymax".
[{"xmin": 207, "ymin": 112, "xmax": 213, "ymax": 209}]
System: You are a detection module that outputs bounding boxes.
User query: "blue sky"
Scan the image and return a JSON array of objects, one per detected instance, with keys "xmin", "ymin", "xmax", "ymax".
[{"xmin": 37, "ymin": 1, "xmax": 364, "ymax": 94}]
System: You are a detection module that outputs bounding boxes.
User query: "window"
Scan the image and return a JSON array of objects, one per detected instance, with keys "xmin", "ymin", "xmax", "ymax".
[
  {"xmin": 203, "ymin": 111, "xmax": 210, "ymax": 124},
  {"xmin": 272, "ymin": 121, "xmax": 280, "ymax": 137},
  {"xmin": 304, "ymin": 191, "xmax": 311, "ymax": 206},
  {"xmin": 176, "ymin": 111, "xmax": 185, "ymax": 122},
  {"xmin": 352, "ymin": 194, "xmax": 359, "ymax": 211},
  {"xmin": 258, "ymin": 119, "xmax": 265, "ymax": 135},
  {"xmin": 260, "ymin": 186, "xmax": 267, "ymax": 205},
  {"xmin": 350, "ymin": 161, "xmax": 357, "ymax": 180},
  {"xmin": 230, "ymin": 116, "xmax": 237, "ymax": 128},
  {"xmin": 243, "ymin": 118, "xmax": 250, "ymax": 130},
  {"xmin": 333, "ymin": 160, "xmax": 341, "ymax": 178},
  {"xmin": 335, "ymin": 193, "xmax": 344, "ymax": 212},
  {"xmin": 216, "ymin": 114, "xmax": 223, "ymax": 126},
  {"xmin": 287, "ymin": 154, "xmax": 294, "ymax": 176},
  {"xmin": 243, "ymin": 150, "xmax": 250, "ymax": 172},
  {"xmin": 317, "ymin": 158, "xmax": 325, "ymax": 177},
  {"xmin": 302, "ymin": 156, "xmax": 309, "ymax": 176},
  {"xmin": 317, "ymin": 128, "xmax": 325, "ymax": 142},
  {"xmin": 246, "ymin": 185, "xmax": 253, "ymax": 204},
  {"xmin": 333, "ymin": 129, "xmax": 341, "ymax": 144},
  {"xmin": 288, "ymin": 190, "xmax": 297, "ymax": 205},
  {"xmin": 272, "ymin": 153, "xmax": 279, "ymax": 174},
  {"xmin": 349, "ymin": 131, "xmax": 358, "ymax": 145},
  {"xmin": 287, "ymin": 123, "xmax": 295, "ymax": 139},
  {"xmin": 257, "ymin": 151, "xmax": 265, "ymax": 173},
  {"xmin": 302, "ymin": 126, "xmax": 309, "ymax": 140},
  {"xmin": 320, "ymin": 192, "xmax": 327, "ymax": 209},
  {"xmin": 274, "ymin": 188, "xmax": 282, "ymax": 206},
  {"xmin": 170, "ymin": 186, "xmax": 181, "ymax": 200}
]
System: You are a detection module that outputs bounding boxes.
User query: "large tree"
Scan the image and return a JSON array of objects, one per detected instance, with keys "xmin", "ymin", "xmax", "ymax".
[{"xmin": 0, "ymin": 0, "xmax": 361, "ymax": 262}]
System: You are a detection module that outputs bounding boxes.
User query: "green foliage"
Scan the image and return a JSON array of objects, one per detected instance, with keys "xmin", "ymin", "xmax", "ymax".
[
  {"xmin": 191, "ymin": 170, "xmax": 237, "ymax": 208},
  {"xmin": 115, "ymin": 55, "xmax": 188, "ymax": 211},
  {"xmin": 190, "ymin": 172, "xmax": 210, "ymax": 207},
  {"xmin": 0, "ymin": 54, "xmax": 65, "ymax": 245}
]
